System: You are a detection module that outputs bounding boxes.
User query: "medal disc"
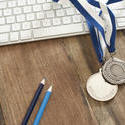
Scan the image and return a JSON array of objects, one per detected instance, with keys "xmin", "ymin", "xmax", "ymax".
[
  {"xmin": 86, "ymin": 69, "xmax": 118, "ymax": 101},
  {"xmin": 102, "ymin": 58, "xmax": 125, "ymax": 85}
]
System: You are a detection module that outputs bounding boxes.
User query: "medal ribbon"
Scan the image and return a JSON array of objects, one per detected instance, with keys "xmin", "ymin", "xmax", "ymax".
[
  {"xmin": 53, "ymin": 0, "xmax": 123, "ymax": 62},
  {"xmin": 87, "ymin": 0, "xmax": 123, "ymax": 62}
]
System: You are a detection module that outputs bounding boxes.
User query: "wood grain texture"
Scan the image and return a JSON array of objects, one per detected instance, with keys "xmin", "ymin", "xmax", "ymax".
[{"xmin": 0, "ymin": 31, "xmax": 125, "ymax": 125}]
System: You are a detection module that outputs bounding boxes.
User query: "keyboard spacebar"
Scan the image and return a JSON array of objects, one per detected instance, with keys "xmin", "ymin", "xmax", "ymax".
[{"xmin": 33, "ymin": 23, "xmax": 84, "ymax": 38}]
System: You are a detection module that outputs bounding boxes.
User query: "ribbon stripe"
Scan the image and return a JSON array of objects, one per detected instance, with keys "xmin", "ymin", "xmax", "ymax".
[
  {"xmin": 87, "ymin": 0, "xmax": 118, "ymax": 62},
  {"xmin": 53, "ymin": 0, "xmax": 123, "ymax": 62}
]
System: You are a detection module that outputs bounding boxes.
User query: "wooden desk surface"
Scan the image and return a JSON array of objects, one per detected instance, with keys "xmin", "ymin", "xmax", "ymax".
[{"xmin": 0, "ymin": 31, "xmax": 125, "ymax": 125}]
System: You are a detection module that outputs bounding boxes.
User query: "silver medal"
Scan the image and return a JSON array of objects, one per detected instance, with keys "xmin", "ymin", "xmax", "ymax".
[
  {"xmin": 102, "ymin": 57, "xmax": 125, "ymax": 85},
  {"xmin": 86, "ymin": 69, "xmax": 118, "ymax": 101}
]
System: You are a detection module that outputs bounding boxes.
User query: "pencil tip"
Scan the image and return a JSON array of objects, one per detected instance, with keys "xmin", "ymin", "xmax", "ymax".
[
  {"xmin": 40, "ymin": 78, "xmax": 46, "ymax": 85},
  {"xmin": 48, "ymin": 85, "xmax": 52, "ymax": 92}
]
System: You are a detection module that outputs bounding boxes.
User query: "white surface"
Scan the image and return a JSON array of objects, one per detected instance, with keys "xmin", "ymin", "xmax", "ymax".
[
  {"xmin": 98, "ymin": 1, "xmax": 112, "ymax": 58},
  {"xmin": 0, "ymin": 0, "xmax": 124, "ymax": 46},
  {"xmin": 87, "ymin": 69, "xmax": 118, "ymax": 101},
  {"xmin": 48, "ymin": 86, "xmax": 52, "ymax": 92},
  {"xmin": 41, "ymin": 78, "xmax": 46, "ymax": 85}
]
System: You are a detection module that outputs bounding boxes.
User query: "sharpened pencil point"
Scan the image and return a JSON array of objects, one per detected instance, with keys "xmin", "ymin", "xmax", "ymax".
[
  {"xmin": 40, "ymin": 78, "xmax": 46, "ymax": 85},
  {"xmin": 48, "ymin": 85, "xmax": 52, "ymax": 92}
]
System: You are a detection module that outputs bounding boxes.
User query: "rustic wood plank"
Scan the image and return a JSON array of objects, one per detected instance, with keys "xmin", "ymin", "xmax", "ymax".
[
  {"xmin": 0, "ymin": 105, "xmax": 5, "ymax": 125},
  {"xmin": 0, "ymin": 30, "xmax": 125, "ymax": 125},
  {"xmin": 0, "ymin": 38, "xmax": 97, "ymax": 125},
  {"xmin": 61, "ymin": 31, "xmax": 125, "ymax": 125}
]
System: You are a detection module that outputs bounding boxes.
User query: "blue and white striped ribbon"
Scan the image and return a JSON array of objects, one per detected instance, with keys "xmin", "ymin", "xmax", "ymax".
[
  {"xmin": 87, "ymin": 0, "xmax": 122, "ymax": 62},
  {"xmin": 53, "ymin": 0, "xmax": 123, "ymax": 62}
]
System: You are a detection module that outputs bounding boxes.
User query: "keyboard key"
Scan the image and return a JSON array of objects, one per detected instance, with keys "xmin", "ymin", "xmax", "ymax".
[
  {"xmin": 17, "ymin": 15, "xmax": 25, "ymax": 22},
  {"xmin": 0, "ymin": 25, "xmax": 10, "ymax": 33},
  {"xmin": 119, "ymin": 10, "xmax": 125, "ymax": 16},
  {"xmin": 37, "ymin": 0, "xmax": 46, "ymax": 3},
  {"xmin": 63, "ymin": 17, "xmax": 71, "ymax": 24},
  {"xmin": 62, "ymin": 3, "xmax": 71, "ymax": 8},
  {"xmin": 53, "ymin": 3, "xmax": 61, "ymax": 9},
  {"xmin": 56, "ymin": 9, "xmax": 65, "ymax": 17},
  {"xmin": 17, "ymin": 0, "xmax": 26, "ymax": 6},
  {"xmin": 32, "ymin": 21, "xmax": 41, "ymax": 28},
  {"xmin": 0, "ymin": 33, "xmax": 8, "ymax": 42},
  {"xmin": 113, "ymin": 9, "xmax": 125, "ymax": 17},
  {"xmin": 23, "ymin": 6, "xmax": 32, "ymax": 13},
  {"xmin": 46, "ymin": 10, "xmax": 55, "ymax": 18},
  {"xmin": 8, "ymin": 1, "xmax": 16, "ymax": 7},
  {"xmin": 26, "ymin": 13, "xmax": 35, "ymax": 21},
  {"xmin": 53, "ymin": 18, "xmax": 61, "ymax": 26},
  {"xmin": 3, "ymin": 9, "xmax": 12, "ymax": 16},
  {"xmin": 13, "ymin": 7, "xmax": 22, "ymax": 14},
  {"xmin": 109, "ymin": 1, "xmax": 125, "ymax": 10},
  {"xmin": 27, "ymin": 0, "xmax": 36, "ymax": 5},
  {"xmin": 12, "ymin": 23, "xmax": 21, "ymax": 31},
  {"xmin": 36, "ymin": 12, "xmax": 44, "ymax": 19},
  {"xmin": 0, "ymin": 10, "xmax": 2, "ymax": 17},
  {"xmin": 43, "ymin": 3, "xmax": 51, "ymax": 10},
  {"xmin": 0, "ymin": 18, "xmax": 5, "ymax": 24},
  {"xmin": 10, "ymin": 32, "xmax": 19, "ymax": 41},
  {"xmin": 72, "ymin": 15, "xmax": 81, "ymax": 23},
  {"xmin": 42, "ymin": 19, "xmax": 51, "ymax": 27},
  {"xmin": 118, "ymin": 22, "xmax": 125, "ymax": 27},
  {"xmin": 6, "ymin": 16, "xmax": 15, "ymax": 24},
  {"xmin": 22, "ymin": 22, "xmax": 31, "ymax": 29},
  {"xmin": 46, "ymin": 0, "xmax": 52, "ymax": 2},
  {"xmin": 33, "ymin": 5, "xmax": 42, "ymax": 12},
  {"xmin": 20, "ymin": 30, "xmax": 32, "ymax": 40},
  {"xmin": 117, "ymin": 18, "xmax": 125, "ymax": 22},
  {"xmin": 0, "ymin": 2, "xmax": 7, "ymax": 9},
  {"xmin": 66, "ymin": 8, "xmax": 75, "ymax": 15},
  {"xmin": 33, "ymin": 23, "xmax": 83, "ymax": 38}
]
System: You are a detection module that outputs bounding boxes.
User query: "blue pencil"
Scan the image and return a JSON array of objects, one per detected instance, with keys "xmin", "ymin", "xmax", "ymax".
[
  {"xmin": 33, "ymin": 86, "xmax": 52, "ymax": 125},
  {"xmin": 22, "ymin": 78, "xmax": 46, "ymax": 125}
]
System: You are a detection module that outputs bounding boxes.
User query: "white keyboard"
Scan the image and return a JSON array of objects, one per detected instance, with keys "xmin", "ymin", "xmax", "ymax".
[{"xmin": 0, "ymin": 0, "xmax": 125, "ymax": 46}]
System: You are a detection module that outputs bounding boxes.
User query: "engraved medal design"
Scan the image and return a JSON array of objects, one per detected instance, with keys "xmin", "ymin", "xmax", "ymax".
[
  {"xmin": 86, "ymin": 69, "xmax": 118, "ymax": 101},
  {"xmin": 102, "ymin": 57, "xmax": 125, "ymax": 85}
]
